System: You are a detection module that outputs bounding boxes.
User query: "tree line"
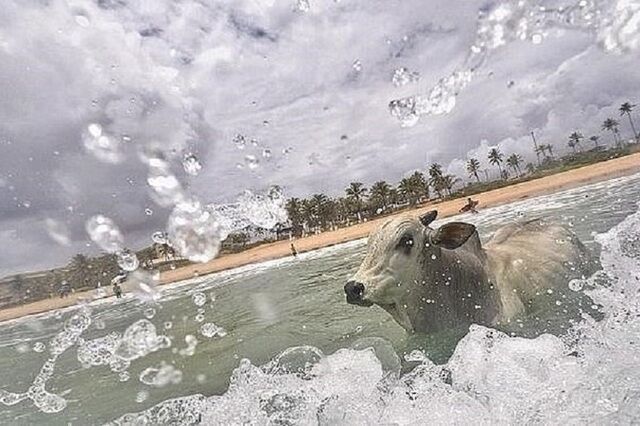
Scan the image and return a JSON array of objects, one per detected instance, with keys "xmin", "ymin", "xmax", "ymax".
[{"xmin": 286, "ymin": 102, "xmax": 639, "ymax": 236}]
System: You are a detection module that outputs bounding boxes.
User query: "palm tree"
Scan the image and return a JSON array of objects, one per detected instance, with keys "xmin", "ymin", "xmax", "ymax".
[
  {"xmin": 589, "ymin": 135, "xmax": 600, "ymax": 149},
  {"xmin": 466, "ymin": 158, "xmax": 481, "ymax": 182},
  {"xmin": 525, "ymin": 162, "xmax": 536, "ymax": 174},
  {"xmin": 428, "ymin": 163, "xmax": 445, "ymax": 198},
  {"xmin": 410, "ymin": 171, "xmax": 429, "ymax": 201},
  {"xmin": 543, "ymin": 144, "xmax": 554, "ymax": 158},
  {"xmin": 311, "ymin": 193, "xmax": 330, "ymax": 229},
  {"xmin": 369, "ymin": 181, "xmax": 392, "ymax": 213},
  {"xmin": 506, "ymin": 153, "xmax": 523, "ymax": 176},
  {"xmin": 68, "ymin": 254, "xmax": 93, "ymax": 289},
  {"xmin": 440, "ymin": 174, "xmax": 459, "ymax": 196},
  {"xmin": 619, "ymin": 102, "xmax": 638, "ymax": 142},
  {"xmin": 345, "ymin": 182, "xmax": 367, "ymax": 222},
  {"xmin": 602, "ymin": 118, "xmax": 621, "ymax": 147},
  {"xmin": 568, "ymin": 132, "xmax": 584, "ymax": 152},
  {"xmin": 567, "ymin": 140, "xmax": 577, "ymax": 154},
  {"xmin": 535, "ymin": 144, "xmax": 547, "ymax": 160},
  {"xmin": 285, "ymin": 197, "xmax": 304, "ymax": 236},
  {"xmin": 487, "ymin": 148, "xmax": 504, "ymax": 180}
]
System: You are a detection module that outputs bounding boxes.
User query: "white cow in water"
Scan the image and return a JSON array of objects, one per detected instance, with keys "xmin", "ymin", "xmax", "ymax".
[{"xmin": 344, "ymin": 210, "xmax": 593, "ymax": 333}]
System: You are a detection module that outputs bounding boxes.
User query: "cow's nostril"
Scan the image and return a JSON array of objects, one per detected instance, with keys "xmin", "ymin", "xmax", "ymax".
[{"xmin": 344, "ymin": 280, "xmax": 365, "ymax": 301}]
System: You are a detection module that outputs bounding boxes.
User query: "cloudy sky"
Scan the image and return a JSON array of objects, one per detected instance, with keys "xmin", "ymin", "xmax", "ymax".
[{"xmin": 1, "ymin": 0, "xmax": 639, "ymax": 275}]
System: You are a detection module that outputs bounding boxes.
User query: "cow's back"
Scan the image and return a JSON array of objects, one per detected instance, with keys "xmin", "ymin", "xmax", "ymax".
[{"xmin": 483, "ymin": 219, "xmax": 592, "ymax": 320}]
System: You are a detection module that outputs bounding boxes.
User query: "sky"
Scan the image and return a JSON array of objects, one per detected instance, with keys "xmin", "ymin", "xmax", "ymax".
[{"xmin": 0, "ymin": 0, "xmax": 639, "ymax": 275}]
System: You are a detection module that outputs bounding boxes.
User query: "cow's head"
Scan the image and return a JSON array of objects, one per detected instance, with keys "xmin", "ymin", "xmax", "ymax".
[{"xmin": 344, "ymin": 210, "xmax": 476, "ymax": 313}]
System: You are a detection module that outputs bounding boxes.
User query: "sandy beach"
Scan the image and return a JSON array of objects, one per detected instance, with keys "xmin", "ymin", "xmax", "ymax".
[{"xmin": 1, "ymin": 152, "xmax": 639, "ymax": 323}]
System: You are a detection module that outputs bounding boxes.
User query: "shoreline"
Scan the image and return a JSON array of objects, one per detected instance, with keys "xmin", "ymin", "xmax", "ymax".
[{"xmin": 1, "ymin": 152, "xmax": 640, "ymax": 323}]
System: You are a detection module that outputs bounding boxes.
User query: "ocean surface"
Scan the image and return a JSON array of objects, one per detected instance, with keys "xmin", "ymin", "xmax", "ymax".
[{"xmin": 1, "ymin": 173, "xmax": 640, "ymax": 425}]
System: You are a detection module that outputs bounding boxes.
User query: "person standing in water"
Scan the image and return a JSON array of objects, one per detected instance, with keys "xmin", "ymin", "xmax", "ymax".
[{"xmin": 290, "ymin": 242, "xmax": 298, "ymax": 258}]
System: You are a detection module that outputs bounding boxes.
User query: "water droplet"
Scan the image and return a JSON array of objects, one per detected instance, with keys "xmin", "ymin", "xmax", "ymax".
[
  {"xmin": 192, "ymin": 292, "xmax": 207, "ymax": 307},
  {"xmin": 233, "ymin": 134, "xmax": 246, "ymax": 150},
  {"xmin": 244, "ymin": 155, "xmax": 259, "ymax": 170},
  {"xmin": 74, "ymin": 14, "xmax": 90, "ymax": 27},
  {"xmin": 531, "ymin": 33, "xmax": 543, "ymax": 44},
  {"xmin": 86, "ymin": 215, "xmax": 123, "ymax": 253},
  {"xmin": 431, "ymin": 254, "xmax": 437, "ymax": 260},
  {"xmin": 262, "ymin": 149, "xmax": 272, "ymax": 159},
  {"xmin": 117, "ymin": 249, "xmax": 139, "ymax": 272},
  {"xmin": 135, "ymin": 391, "xmax": 149, "ymax": 403},
  {"xmin": 164, "ymin": 321, "xmax": 172, "ymax": 330},
  {"xmin": 33, "ymin": 342, "xmax": 46, "ymax": 353},
  {"xmin": 295, "ymin": 0, "xmax": 310, "ymax": 12},
  {"xmin": 143, "ymin": 307, "xmax": 156, "ymax": 319},
  {"xmin": 151, "ymin": 231, "xmax": 168, "ymax": 244},
  {"xmin": 83, "ymin": 125, "xmax": 124, "ymax": 164},
  {"xmin": 568, "ymin": 279, "xmax": 584, "ymax": 292},
  {"xmin": 352, "ymin": 59, "xmax": 362, "ymax": 72},
  {"xmin": 167, "ymin": 199, "xmax": 221, "ymax": 263},
  {"xmin": 145, "ymin": 208, "xmax": 153, "ymax": 216},
  {"xmin": 44, "ymin": 218, "xmax": 71, "ymax": 246},
  {"xmin": 182, "ymin": 153, "xmax": 202, "ymax": 176}
]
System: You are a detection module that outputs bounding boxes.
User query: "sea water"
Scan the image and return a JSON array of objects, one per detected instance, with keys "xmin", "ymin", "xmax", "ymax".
[{"xmin": 0, "ymin": 173, "xmax": 639, "ymax": 424}]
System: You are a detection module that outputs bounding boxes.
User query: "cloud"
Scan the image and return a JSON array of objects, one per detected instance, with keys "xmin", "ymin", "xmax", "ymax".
[{"xmin": 0, "ymin": 0, "xmax": 639, "ymax": 274}]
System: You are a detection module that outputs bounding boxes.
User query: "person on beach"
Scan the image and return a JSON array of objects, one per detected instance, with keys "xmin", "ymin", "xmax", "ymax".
[
  {"xmin": 112, "ymin": 282, "xmax": 123, "ymax": 299},
  {"xmin": 290, "ymin": 242, "xmax": 298, "ymax": 258},
  {"xmin": 460, "ymin": 197, "xmax": 479, "ymax": 214}
]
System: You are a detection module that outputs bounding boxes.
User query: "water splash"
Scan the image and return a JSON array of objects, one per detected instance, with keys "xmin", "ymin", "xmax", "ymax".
[
  {"xmin": 116, "ymin": 249, "xmax": 139, "ymax": 272},
  {"xmin": 1, "ymin": 309, "xmax": 92, "ymax": 414},
  {"xmin": 167, "ymin": 199, "xmax": 221, "ymax": 263},
  {"xmin": 389, "ymin": 0, "xmax": 636, "ymax": 126},
  {"xmin": 199, "ymin": 323, "xmax": 227, "ymax": 338}
]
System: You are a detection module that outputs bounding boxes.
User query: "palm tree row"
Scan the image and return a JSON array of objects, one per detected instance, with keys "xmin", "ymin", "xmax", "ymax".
[{"xmin": 286, "ymin": 101, "xmax": 638, "ymax": 237}]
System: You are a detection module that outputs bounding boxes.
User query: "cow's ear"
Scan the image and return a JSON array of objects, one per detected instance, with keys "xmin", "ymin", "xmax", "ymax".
[
  {"xmin": 432, "ymin": 222, "xmax": 476, "ymax": 249},
  {"xmin": 419, "ymin": 210, "xmax": 438, "ymax": 227}
]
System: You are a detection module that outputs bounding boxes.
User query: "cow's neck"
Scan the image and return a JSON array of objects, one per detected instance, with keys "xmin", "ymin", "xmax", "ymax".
[{"xmin": 397, "ymin": 239, "xmax": 503, "ymax": 333}]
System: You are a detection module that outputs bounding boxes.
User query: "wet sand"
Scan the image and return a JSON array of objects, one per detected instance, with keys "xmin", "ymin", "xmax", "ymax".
[{"xmin": 2, "ymin": 152, "xmax": 639, "ymax": 322}]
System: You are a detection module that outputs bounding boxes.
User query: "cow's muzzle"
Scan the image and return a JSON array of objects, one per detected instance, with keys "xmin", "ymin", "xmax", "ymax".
[{"xmin": 344, "ymin": 280, "xmax": 373, "ymax": 307}]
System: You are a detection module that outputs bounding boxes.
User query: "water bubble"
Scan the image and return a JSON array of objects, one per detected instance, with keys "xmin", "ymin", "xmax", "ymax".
[
  {"xmin": 404, "ymin": 349, "xmax": 428, "ymax": 362},
  {"xmin": 164, "ymin": 321, "xmax": 173, "ymax": 330},
  {"xmin": 167, "ymin": 199, "xmax": 221, "ymax": 263},
  {"xmin": 199, "ymin": 323, "xmax": 227, "ymax": 338},
  {"xmin": 192, "ymin": 292, "xmax": 207, "ymax": 307},
  {"xmin": 117, "ymin": 249, "xmax": 139, "ymax": 272},
  {"xmin": 195, "ymin": 313, "xmax": 205, "ymax": 323},
  {"xmin": 262, "ymin": 149, "xmax": 272, "ymax": 159},
  {"xmin": 244, "ymin": 154, "xmax": 259, "ymax": 170},
  {"xmin": 44, "ymin": 219, "xmax": 70, "ymax": 246},
  {"xmin": 568, "ymin": 279, "xmax": 584, "ymax": 292},
  {"xmin": 85, "ymin": 215, "xmax": 123, "ymax": 253},
  {"xmin": 352, "ymin": 59, "xmax": 362, "ymax": 72},
  {"xmin": 145, "ymin": 208, "xmax": 153, "ymax": 216},
  {"xmin": 182, "ymin": 153, "xmax": 202, "ymax": 176},
  {"xmin": 143, "ymin": 308, "xmax": 156, "ymax": 319},
  {"xmin": 33, "ymin": 342, "xmax": 46, "ymax": 353}
]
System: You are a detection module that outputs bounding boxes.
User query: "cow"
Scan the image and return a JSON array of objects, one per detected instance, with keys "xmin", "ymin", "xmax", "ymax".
[{"xmin": 344, "ymin": 210, "xmax": 593, "ymax": 333}]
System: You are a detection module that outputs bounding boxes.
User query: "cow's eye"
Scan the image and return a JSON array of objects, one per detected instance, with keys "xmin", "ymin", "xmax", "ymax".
[{"xmin": 397, "ymin": 234, "xmax": 414, "ymax": 252}]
